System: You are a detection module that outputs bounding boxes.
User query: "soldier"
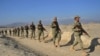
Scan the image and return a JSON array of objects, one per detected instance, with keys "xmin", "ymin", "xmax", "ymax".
[
  {"xmin": 25, "ymin": 25, "xmax": 29, "ymax": 38},
  {"xmin": 13, "ymin": 28, "xmax": 15, "ymax": 36},
  {"xmin": 13, "ymin": 28, "xmax": 17, "ymax": 36},
  {"xmin": 21, "ymin": 26, "xmax": 24, "ymax": 37},
  {"xmin": 17, "ymin": 27, "xmax": 20, "ymax": 37},
  {"xmin": 37, "ymin": 20, "xmax": 46, "ymax": 42},
  {"xmin": 0, "ymin": 30, "xmax": 1, "ymax": 35},
  {"xmin": 14, "ymin": 28, "xmax": 17, "ymax": 36},
  {"xmin": 5, "ymin": 30, "xmax": 7, "ymax": 35},
  {"xmin": 30, "ymin": 22, "xmax": 36, "ymax": 39},
  {"xmin": 51, "ymin": 17, "xmax": 61, "ymax": 47},
  {"xmin": 9, "ymin": 29, "xmax": 12, "ymax": 36},
  {"xmin": 70, "ymin": 16, "xmax": 90, "ymax": 55},
  {"xmin": 1, "ymin": 30, "xmax": 4, "ymax": 35},
  {"xmin": 0, "ymin": 31, "xmax": 1, "ymax": 35}
]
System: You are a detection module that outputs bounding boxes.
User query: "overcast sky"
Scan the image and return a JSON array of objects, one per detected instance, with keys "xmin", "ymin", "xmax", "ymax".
[{"xmin": 0, "ymin": 0, "xmax": 100, "ymax": 25}]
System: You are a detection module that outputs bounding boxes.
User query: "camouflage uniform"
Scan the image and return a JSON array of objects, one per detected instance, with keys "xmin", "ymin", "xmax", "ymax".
[
  {"xmin": 72, "ymin": 20, "xmax": 84, "ymax": 50},
  {"xmin": 25, "ymin": 25, "xmax": 29, "ymax": 38},
  {"xmin": 71, "ymin": 16, "xmax": 90, "ymax": 56},
  {"xmin": 13, "ymin": 29, "xmax": 15, "ymax": 36},
  {"xmin": 21, "ymin": 26, "xmax": 24, "ymax": 37},
  {"xmin": 30, "ymin": 22, "xmax": 36, "ymax": 39},
  {"xmin": 5, "ymin": 30, "xmax": 7, "ymax": 35},
  {"xmin": 0, "ymin": 31, "xmax": 2, "ymax": 35},
  {"xmin": 51, "ymin": 17, "xmax": 61, "ymax": 47},
  {"xmin": 9, "ymin": 29, "xmax": 12, "ymax": 36},
  {"xmin": 17, "ymin": 27, "xmax": 20, "ymax": 37},
  {"xmin": 0, "ymin": 31, "xmax": 1, "ymax": 35},
  {"xmin": 15, "ymin": 28, "xmax": 17, "ymax": 36},
  {"xmin": 1, "ymin": 30, "xmax": 4, "ymax": 35},
  {"xmin": 12, "ymin": 29, "xmax": 14, "ymax": 36},
  {"xmin": 37, "ymin": 20, "xmax": 46, "ymax": 42}
]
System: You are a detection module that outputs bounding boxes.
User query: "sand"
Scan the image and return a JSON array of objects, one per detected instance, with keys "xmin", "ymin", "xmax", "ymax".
[
  {"xmin": 0, "ymin": 23, "xmax": 100, "ymax": 56},
  {"xmin": 0, "ymin": 35, "xmax": 46, "ymax": 56}
]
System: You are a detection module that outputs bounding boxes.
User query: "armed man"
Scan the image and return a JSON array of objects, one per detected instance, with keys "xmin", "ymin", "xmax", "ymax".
[
  {"xmin": 37, "ymin": 20, "xmax": 47, "ymax": 42},
  {"xmin": 1, "ymin": 30, "xmax": 4, "ymax": 35},
  {"xmin": 17, "ymin": 27, "xmax": 20, "ymax": 37},
  {"xmin": 0, "ymin": 31, "xmax": 1, "ymax": 35},
  {"xmin": 9, "ymin": 29, "xmax": 12, "ymax": 36},
  {"xmin": 30, "ymin": 22, "xmax": 36, "ymax": 39},
  {"xmin": 13, "ymin": 28, "xmax": 15, "ymax": 36},
  {"xmin": 25, "ymin": 25, "xmax": 29, "ymax": 38},
  {"xmin": 12, "ymin": 29, "xmax": 14, "ymax": 36},
  {"xmin": 21, "ymin": 26, "xmax": 24, "ymax": 37},
  {"xmin": 70, "ymin": 16, "xmax": 90, "ymax": 56},
  {"xmin": 15, "ymin": 28, "xmax": 17, "ymax": 36},
  {"xmin": 51, "ymin": 17, "xmax": 61, "ymax": 47},
  {"xmin": 5, "ymin": 30, "xmax": 7, "ymax": 35}
]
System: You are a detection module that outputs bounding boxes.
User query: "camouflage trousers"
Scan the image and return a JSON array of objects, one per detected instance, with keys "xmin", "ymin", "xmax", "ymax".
[
  {"xmin": 38, "ymin": 30, "xmax": 44, "ymax": 41},
  {"xmin": 31, "ymin": 30, "xmax": 35, "ymax": 39},
  {"xmin": 52, "ymin": 30, "xmax": 61, "ymax": 45},
  {"xmin": 73, "ymin": 34, "xmax": 84, "ymax": 50}
]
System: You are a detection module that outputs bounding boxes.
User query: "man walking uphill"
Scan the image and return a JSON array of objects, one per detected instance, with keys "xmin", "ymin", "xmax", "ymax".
[
  {"xmin": 25, "ymin": 25, "xmax": 29, "ymax": 38},
  {"xmin": 5, "ymin": 30, "xmax": 7, "ymax": 35},
  {"xmin": 70, "ymin": 16, "xmax": 90, "ymax": 56},
  {"xmin": 17, "ymin": 27, "xmax": 20, "ymax": 37},
  {"xmin": 9, "ymin": 29, "xmax": 12, "ymax": 36},
  {"xmin": 21, "ymin": 26, "xmax": 24, "ymax": 37},
  {"xmin": 51, "ymin": 17, "xmax": 61, "ymax": 47},
  {"xmin": 37, "ymin": 20, "xmax": 47, "ymax": 42},
  {"xmin": 30, "ymin": 22, "xmax": 36, "ymax": 39}
]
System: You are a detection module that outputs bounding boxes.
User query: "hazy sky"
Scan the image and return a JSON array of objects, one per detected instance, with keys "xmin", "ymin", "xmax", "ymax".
[{"xmin": 0, "ymin": 0, "xmax": 100, "ymax": 25}]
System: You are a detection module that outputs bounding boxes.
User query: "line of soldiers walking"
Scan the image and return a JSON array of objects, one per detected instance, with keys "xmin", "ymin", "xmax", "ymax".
[
  {"xmin": 0, "ymin": 20, "xmax": 47, "ymax": 41},
  {"xmin": 0, "ymin": 16, "xmax": 90, "ymax": 56}
]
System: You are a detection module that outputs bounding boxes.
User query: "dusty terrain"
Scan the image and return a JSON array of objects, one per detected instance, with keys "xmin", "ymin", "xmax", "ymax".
[
  {"xmin": 0, "ymin": 35, "xmax": 46, "ymax": 56},
  {"xmin": 0, "ymin": 23, "xmax": 100, "ymax": 56}
]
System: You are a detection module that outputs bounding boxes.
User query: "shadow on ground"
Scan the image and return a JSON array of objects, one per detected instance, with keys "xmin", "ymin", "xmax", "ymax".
[
  {"xmin": 60, "ymin": 33, "xmax": 75, "ymax": 47},
  {"xmin": 60, "ymin": 34, "xmax": 100, "ymax": 53},
  {"xmin": 44, "ymin": 33, "xmax": 100, "ymax": 53},
  {"xmin": 87, "ymin": 37, "xmax": 100, "ymax": 53}
]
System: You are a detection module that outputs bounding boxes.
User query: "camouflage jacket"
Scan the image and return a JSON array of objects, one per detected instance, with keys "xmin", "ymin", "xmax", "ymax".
[
  {"xmin": 30, "ymin": 24, "xmax": 35, "ymax": 30},
  {"xmin": 37, "ymin": 24, "xmax": 45, "ymax": 31},
  {"xmin": 51, "ymin": 21, "xmax": 60, "ymax": 31},
  {"xmin": 72, "ymin": 21, "xmax": 83, "ymax": 35},
  {"xmin": 25, "ymin": 26, "xmax": 29, "ymax": 30}
]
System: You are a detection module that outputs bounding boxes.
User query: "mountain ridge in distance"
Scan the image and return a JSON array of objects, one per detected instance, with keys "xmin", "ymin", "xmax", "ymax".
[{"xmin": 0, "ymin": 19, "xmax": 100, "ymax": 28}]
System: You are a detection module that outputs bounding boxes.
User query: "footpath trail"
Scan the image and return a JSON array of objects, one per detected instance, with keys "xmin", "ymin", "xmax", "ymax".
[{"xmin": 6, "ymin": 35, "xmax": 100, "ymax": 56}]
